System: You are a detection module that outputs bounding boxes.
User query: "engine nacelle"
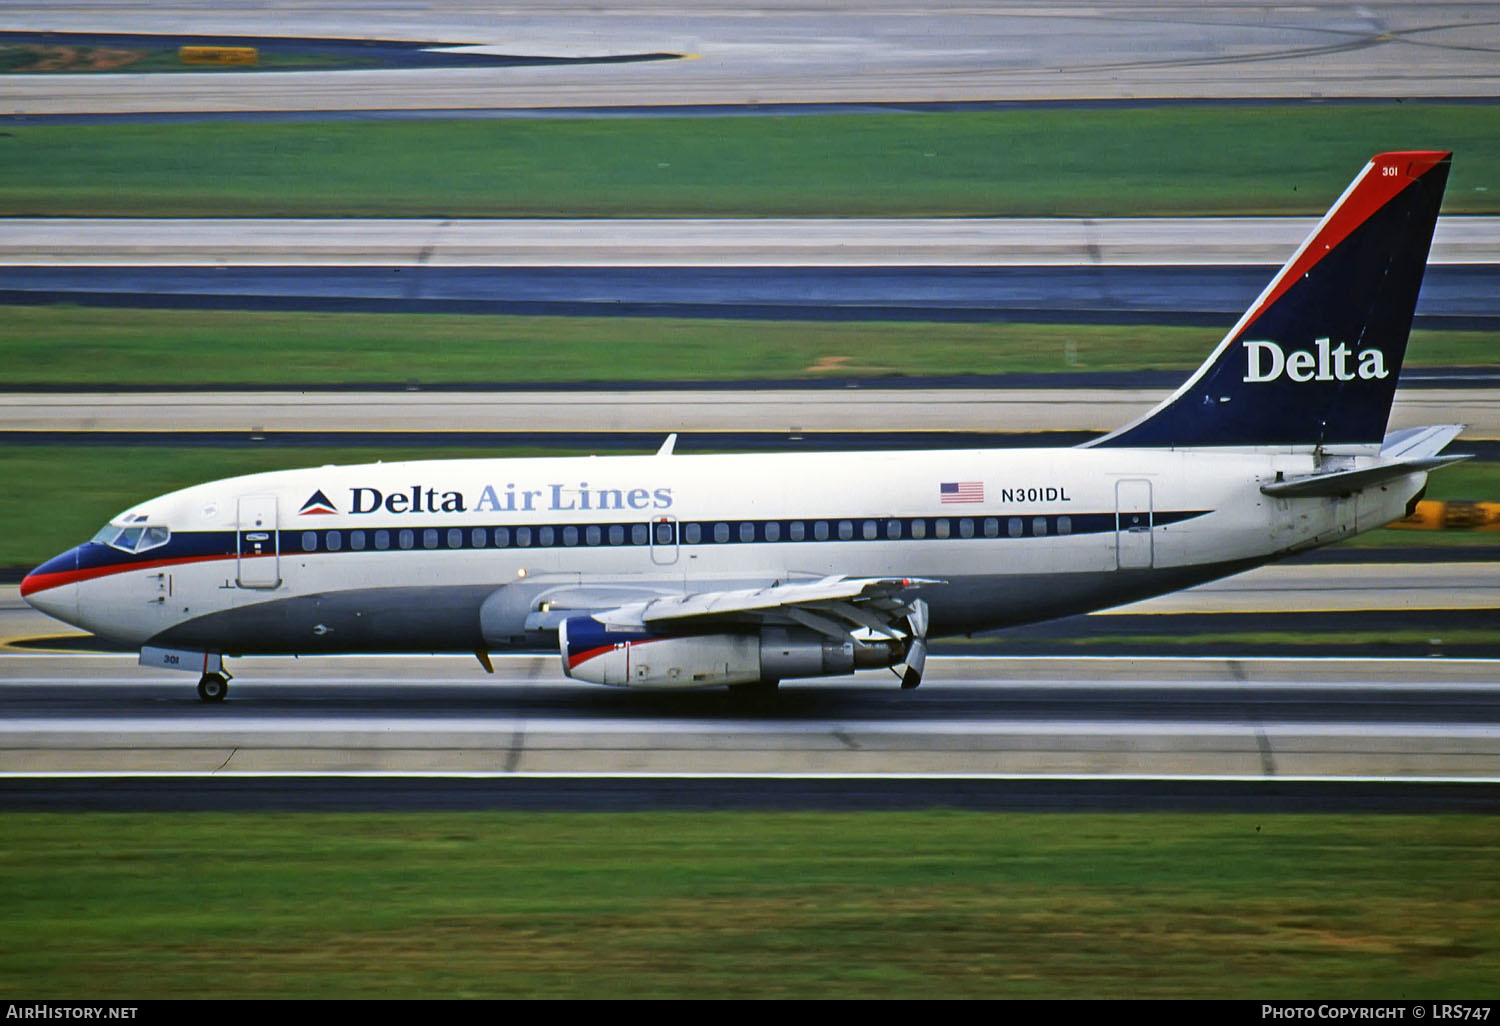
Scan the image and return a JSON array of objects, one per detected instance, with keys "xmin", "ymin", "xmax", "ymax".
[{"xmin": 559, "ymin": 617, "xmax": 902, "ymax": 688}]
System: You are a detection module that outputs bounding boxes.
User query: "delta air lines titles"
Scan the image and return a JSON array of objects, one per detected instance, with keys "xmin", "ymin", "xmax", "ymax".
[{"xmin": 304, "ymin": 482, "xmax": 677, "ymax": 517}]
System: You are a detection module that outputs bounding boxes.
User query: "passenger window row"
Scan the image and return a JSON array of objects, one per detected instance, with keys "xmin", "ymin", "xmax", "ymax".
[{"xmin": 296, "ymin": 515, "xmax": 1076, "ymax": 553}]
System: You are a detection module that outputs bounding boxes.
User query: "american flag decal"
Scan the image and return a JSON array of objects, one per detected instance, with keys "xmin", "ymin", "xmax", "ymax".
[{"xmin": 940, "ymin": 481, "xmax": 984, "ymax": 504}]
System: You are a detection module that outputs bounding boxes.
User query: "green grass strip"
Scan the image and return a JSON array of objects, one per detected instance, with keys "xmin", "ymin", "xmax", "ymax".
[
  {"xmin": 2, "ymin": 446, "xmax": 1494, "ymax": 569},
  {"xmin": 1, "ymin": 305, "xmax": 1493, "ymax": 387},
  {"xmin": 2, "ymin": 105, "xmax": 1497, "ymax": 217},
  {"xmin": 3, "ymin": 812, "xmax": 1498, "ymax": 998}
]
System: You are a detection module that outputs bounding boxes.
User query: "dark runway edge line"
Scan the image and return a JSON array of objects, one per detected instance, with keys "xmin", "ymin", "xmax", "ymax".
[
  {"xmin": 7, "ymin": 96, "xmax": 1500, "ymax": 125},
  {"xmin": 2, "ymin": 776, "xmax": 1497, "ymax": 812},
  {"xmin": 954, "ymin": 608, "xmax": 1500, "ymax": 659},
  {"xmin": 0, "ymin": 31, "xmax": 681, "ymax": 72},
  {"xmin": 3, "ymin": 262, "xmax": 1494, "ymax": 329},
  {"xmin": 6, "ymin": 371, "xmax": 1500, "ymax": 394},
  {"xmin": 4, "ymin": 433, "xmax": 1497, "ymax": 462}
]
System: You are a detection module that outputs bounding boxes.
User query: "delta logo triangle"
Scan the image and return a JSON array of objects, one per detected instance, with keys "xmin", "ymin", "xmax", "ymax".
[{"xmin": 299, "ymin": 489, "xmax": 338, "ymax": 515}]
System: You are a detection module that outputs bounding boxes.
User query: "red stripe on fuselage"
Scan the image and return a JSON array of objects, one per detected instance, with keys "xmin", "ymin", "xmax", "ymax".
[
  {"xmin": 20, "ymin": 553, "xmax": 242, "ymax": 597},
  {"xmin": 1238, "ymin": 151, "xmax": 1450, "ymax": 336}
]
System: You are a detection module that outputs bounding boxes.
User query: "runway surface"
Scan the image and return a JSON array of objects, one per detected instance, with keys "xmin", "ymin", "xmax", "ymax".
[
  {"xmin": 6, "ymin": 217, "xmax": 1497, "ymax": 267},
  {"xmin": 7, "ymin": 220, "xmax": 1497, "ymax": 329},
  {"xmin": 1, "ymin": 653, "xmax": 1497, "ymax": 793},
  {"xmin": 6, "ymin": 2, "xmax": 1500, "ymax": 114},
  {"xmin": 6, "ymin": 386, "xmax": 1498, "ymax": 437},
  {"xmin": 11, "ymin": 264, "xmax": 1494, "ymax": 328}
]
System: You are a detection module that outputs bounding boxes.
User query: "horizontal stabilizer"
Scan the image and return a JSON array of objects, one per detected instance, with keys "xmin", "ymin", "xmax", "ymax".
[
  {"xmin": 1379, "ymin": 424, "xmax": 1467, "ymax": 460},
  {"xmin": 1261, "ymin": 422, "xmax": 1469, "ymax": 497}
]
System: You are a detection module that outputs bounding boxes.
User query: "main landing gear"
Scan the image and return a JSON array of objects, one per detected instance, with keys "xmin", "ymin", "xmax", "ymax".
[{"xmin": 197, "ymin": 672, "xmax": 230, "ymax": 702}]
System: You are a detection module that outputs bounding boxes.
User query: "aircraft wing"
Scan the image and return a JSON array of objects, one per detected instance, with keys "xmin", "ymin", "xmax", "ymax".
[{"xmin": 594, "ymin": 575, "xmax": 940, "ymax": 640}]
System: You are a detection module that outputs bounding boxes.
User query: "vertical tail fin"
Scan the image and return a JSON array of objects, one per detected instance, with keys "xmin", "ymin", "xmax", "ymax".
[{"xmin": 1090, "ymin": 151, "xmax": 1451, "ymax": 450}]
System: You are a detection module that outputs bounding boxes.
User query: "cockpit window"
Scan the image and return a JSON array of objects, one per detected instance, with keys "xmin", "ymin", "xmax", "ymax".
[{"xmin": 91, "ymin": 523, "xmax": 171, "ymax": 554}]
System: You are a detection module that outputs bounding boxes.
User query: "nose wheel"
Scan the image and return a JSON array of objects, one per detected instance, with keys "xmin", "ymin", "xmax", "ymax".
[{"xmin": 197, "ymin": 672, "xmax": 229, "ymax": 702}]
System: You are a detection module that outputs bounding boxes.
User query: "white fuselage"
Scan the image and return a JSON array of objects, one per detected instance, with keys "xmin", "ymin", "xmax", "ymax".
[{"xmin": 34, "ymin": 446, "xmax": 1423, "ymax": 658}]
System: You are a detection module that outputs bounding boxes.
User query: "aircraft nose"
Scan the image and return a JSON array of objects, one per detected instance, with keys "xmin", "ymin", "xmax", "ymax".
[{"xmin": 20, "ymin": 547, "xmax": 80, "ymax": 625}]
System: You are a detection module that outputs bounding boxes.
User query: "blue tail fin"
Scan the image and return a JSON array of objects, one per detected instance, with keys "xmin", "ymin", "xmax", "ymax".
[{"xmin": 1090, "ymin": 151, "xmax": 1451, "ymax": 450}]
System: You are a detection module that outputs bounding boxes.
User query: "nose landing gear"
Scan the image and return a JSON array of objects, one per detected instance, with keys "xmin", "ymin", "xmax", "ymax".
[{"xmin": 197, "ymin": 671, "xmax": 231, "ymax": 702}]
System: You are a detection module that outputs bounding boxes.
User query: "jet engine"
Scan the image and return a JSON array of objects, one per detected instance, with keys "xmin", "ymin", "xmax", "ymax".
[{"xmin": 559, "ymin": 616, "xmax": 902, "ymax": 688}]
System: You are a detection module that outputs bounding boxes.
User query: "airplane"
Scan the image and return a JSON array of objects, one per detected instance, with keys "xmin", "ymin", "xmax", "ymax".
[{"xmin": 21, "ymin": 150, "xmax": 1467, "ymax": 702}]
